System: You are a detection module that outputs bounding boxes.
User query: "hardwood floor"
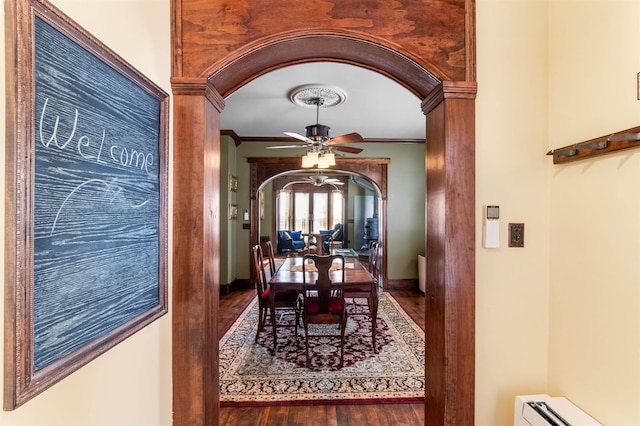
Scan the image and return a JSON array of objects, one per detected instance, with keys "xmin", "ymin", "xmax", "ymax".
[{"xmin": 218, "ymin": 286, "xmax": 426, "ymax": 426}]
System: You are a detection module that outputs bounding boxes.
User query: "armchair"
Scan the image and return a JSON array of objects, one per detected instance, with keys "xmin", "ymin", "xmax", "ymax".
[
  {"xmin": 320, "ymin": 223, "xmax": 343, "ymax": 252},
  {"xmin": 277, "ymin": 230, "xmax": 306, "ymax": 254}
]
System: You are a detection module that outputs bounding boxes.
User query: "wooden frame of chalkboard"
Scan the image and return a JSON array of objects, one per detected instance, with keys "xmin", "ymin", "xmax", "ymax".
[{"xmin": 4, "ymin": 0, "xmax": 169, "ymax": 409}]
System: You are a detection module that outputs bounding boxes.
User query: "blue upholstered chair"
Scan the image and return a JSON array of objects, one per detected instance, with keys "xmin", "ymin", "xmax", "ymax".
[
  {"xmin": 320, "ymin": 224, "xmax": 343, "ymax": 252},
  {"xmin": 277, "ymin": 230, "xmax": 305, "ymax": 254}
]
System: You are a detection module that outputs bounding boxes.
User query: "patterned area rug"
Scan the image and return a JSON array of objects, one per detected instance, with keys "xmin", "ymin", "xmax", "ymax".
[{"xmin": 219, "ymin": 292, "xmax": 425, "ymax": 406}]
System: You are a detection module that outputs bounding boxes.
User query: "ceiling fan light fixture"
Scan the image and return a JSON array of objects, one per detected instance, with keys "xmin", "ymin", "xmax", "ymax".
[
  {"xmin": 317, "ymin": 152, "xmax": 336, "ymax": 169},
  {"xmin": 301, "ymin": 151, "xmax": 319, "ymax": 168},
  {"xmin": 325, "ymin": 152, "xmax": 336, "ymax": 165}
]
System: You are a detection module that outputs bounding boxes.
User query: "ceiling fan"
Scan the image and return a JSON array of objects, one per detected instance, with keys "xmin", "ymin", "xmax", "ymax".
[
  {"xmin": 267, "ymin": 96, "xmax": 364, "ymax": 155},
  {"xmin": 305, "ymin": 174, "xmax": 345, "ymax": 186},
  {"xmin": 284, "ymin": 173, "xmax": 345, "ymax": 187}
]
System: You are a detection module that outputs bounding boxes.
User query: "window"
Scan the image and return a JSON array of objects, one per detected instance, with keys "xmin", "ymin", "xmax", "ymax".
[
  {"xmin": 294, "ymin": 192, "xmax": 310, "ymax": 232},
  {"xmin": 277, "ymin": 187, "xmax": 343, "ymax": 233},
  {"xmin": 277, "ymin": 191, "xmax": 290, "ymax": 230},
  {"xmin": 331, "ymin": 191, "xmax": 343, "ymax": 229},
  {"xmin": 311, "ymin": 192, "xmax": 329, "ymax": 232}
]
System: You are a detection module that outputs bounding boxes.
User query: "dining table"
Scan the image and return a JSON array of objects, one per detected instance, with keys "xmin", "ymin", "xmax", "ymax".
[
  {"xmin": 330, "ymin": 247, "xmax": 359, "ymax": 257},
  {"xmin": 267, "ymin": 255, "xmax": 379, "ymax": 355}
]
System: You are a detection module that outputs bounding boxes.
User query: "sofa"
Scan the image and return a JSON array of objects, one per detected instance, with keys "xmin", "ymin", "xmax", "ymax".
[{"xmin": 277, "ymin": 230, "xmax": 306, "ymax": 254}]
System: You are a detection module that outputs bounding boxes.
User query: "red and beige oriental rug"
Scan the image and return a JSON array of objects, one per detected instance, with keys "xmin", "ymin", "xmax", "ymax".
[{"xmin": 219, "ymin": 292, "xmax": 425, "ymax": 406}]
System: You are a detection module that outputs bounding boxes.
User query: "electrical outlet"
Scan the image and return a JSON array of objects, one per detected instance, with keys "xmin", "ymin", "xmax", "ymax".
[{"xmin": 508, "ymin": 223, "xmax": 524, "ymax": 247}]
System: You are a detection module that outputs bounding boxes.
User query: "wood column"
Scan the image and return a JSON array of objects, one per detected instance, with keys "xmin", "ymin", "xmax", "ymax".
[
  {"xmin": 423, "ymin": 81, "xmax": 477, "ymax": 425},
  {"xmin": 171, "ymin": 79, "xmax": 223, "ymax": 426}
]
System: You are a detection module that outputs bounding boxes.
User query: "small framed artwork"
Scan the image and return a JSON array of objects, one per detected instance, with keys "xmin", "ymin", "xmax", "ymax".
[
  {"xmin": 229, "ymin": 204, "xmax": 238, "ymax": 220},
  {"xmin": 229, "ymin": 175, "xmax": 238, "ymax": 192}
]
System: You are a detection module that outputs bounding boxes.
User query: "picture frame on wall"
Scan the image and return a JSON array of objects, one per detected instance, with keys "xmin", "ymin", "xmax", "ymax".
[
  {"xmin": 229, "ymin": 175, "xmax": 238, "ymax": 192},
  {"xmin": 260, "ymin": 189, "xmax": 265, "ymax": 221},
  {"xmin": 4, "ymin": 0, "xmax": 169, "ymax": 409},
  {"xmin": 229, "ymin": 204, "xmax": 238, "ymax": 220}
]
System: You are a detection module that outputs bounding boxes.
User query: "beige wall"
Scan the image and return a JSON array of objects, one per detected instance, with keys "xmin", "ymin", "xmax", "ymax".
[
  {"xmin": 547, "ymin": 1, "xmax": 640, "ymax": 424},
  {"xmin": 477, "ymin": 0, "xmax": 640, "ymax": 424},
  {"xmin": 1, "ymin": 1, "xmax": 173, "ymax": 425},
  {"xmin": 1, "ymin": 0, "xmax": 639, "ymax": 425},
  {"xmin": 475, "ymin": 1, "xmax": 551, "ymax": 423}
]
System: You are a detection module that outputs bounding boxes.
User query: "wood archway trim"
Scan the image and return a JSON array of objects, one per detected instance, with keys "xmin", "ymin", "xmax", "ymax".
[
  {"xmin": 205, "ymin": 30, "xmax": 443, "ymax": 99},
  {"xmin": 247, "ymin": 157, "xmax": 389, "ymax": 200},
  {"xmin": 171, "ymin": 32, "xmax": 476, "ymax": 426},
  {"xmin": 246, "ymin": 157, "xmax": 389, "ymax": 283}
]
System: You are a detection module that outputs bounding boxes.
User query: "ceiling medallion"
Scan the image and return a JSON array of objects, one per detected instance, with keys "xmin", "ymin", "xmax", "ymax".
[{"xmin": 289, "ymin": 84, "xmax": 347, "ymax": 108}]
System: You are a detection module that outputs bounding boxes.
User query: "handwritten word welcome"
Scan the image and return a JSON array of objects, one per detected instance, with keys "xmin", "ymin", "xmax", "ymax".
[{"xmin": 38, "ymin": 97, "xmax": 154, "ymax": 175}]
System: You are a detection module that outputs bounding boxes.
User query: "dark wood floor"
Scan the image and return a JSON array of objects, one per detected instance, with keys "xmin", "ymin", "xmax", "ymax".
[{"xmin": 218, "ymin": 285, "xmax": 426, "ymax": 426}]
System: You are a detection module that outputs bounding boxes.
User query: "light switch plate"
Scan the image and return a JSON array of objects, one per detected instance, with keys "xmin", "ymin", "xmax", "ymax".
[{"xmin": 508, "ymin": 223, "xmax": 524, "ymax": 247}]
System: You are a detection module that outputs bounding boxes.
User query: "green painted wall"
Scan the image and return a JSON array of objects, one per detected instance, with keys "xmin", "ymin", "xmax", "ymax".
[{"xmin": 225, "ymin": 141, "xmax": 426, "ymax": 281}]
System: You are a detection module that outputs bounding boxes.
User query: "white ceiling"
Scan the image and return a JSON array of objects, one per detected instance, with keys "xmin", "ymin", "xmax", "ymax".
[{"xmin": 220, "ymin": 62, "xmax": 426, "ymax": 141}]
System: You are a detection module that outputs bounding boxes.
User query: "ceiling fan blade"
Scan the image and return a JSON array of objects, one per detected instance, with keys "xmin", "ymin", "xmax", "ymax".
[
  {"xmin": 265, "ymin": 144, "xmax": 306, "ymax": 149},
  {"xmin": 284, "ymin": 131, "xmax": 312, "ymax": 142},
  {"xmin": 332, "ymin": 145, "xmax": 363, "ymax": 154},
  {"xmin": 328, "ymin": 132, "xmax": 364, "ymax": 145}
]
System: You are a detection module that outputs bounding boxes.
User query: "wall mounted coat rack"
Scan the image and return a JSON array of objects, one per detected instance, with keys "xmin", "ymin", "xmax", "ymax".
[{"xmin": 547, "ymin": 125, "xmax": 640, "ymax": 164}]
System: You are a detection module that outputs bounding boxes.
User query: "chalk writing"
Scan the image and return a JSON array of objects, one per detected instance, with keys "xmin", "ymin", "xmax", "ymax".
[
  {"xmin": 49, "ymin": 178, "xmax": 150, "ymax": 236},
  {"xmin": 38, "ymin": 97, "xmax": 154, "ymax": 174},
  {"xmin": 110, "ymin": 144, "xmax": 154, "ymax": 173}
]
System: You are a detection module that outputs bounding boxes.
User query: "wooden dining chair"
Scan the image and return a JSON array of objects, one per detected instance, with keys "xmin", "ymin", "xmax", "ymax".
[
  {"xmin": 344, "ymin": 242, "xmax": 378, "ymax": 310},
  {"xmin": 302, "ymin": 254, "xmax": 347, "ymax": 368},
  {"xmin": 264, "ymin": 240, "xmax": 277, "ymax": 278},
  {"xmin": 252, "ymin": 244, "xmax": 300, "ymax": 344},
  {"xmin": 368, "ymin": 241, "xmax": 380, "ymax": 278}
]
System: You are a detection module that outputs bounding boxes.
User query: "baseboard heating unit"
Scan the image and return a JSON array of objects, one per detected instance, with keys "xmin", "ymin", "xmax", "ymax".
[{"xmin": 515, "ymin": 394, "xmax": 602, "ymax": 425}]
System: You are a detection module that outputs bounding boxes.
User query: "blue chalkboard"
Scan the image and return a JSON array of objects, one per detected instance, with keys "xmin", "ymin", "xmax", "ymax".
[{"xmin": 33, "ymin": 17, "xmax": 164, "ymax": 371}]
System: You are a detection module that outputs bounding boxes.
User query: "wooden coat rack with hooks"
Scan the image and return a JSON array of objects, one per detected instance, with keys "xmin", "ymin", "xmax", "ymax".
[{"xmin": 547, "ymin": 125, "xmax": 640, "ymax": 164}]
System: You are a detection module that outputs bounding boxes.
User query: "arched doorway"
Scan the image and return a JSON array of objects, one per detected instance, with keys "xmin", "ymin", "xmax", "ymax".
[
  {"xmin": 247, "ymin": 157, "xmax": 389, "ymax": 285},
  {"xmin": 171, "ymin": 32, "xmax": 476, "ymax": 425}
]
